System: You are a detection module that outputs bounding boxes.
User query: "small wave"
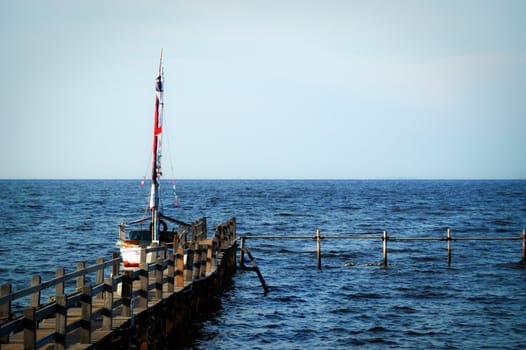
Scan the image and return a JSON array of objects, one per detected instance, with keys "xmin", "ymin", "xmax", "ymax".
[
  {"xmin": 392, "ymin": 305, "xmax": 416, "ymax": 314},
  {"xmin": 275, "ymin": 212, "xmax": 294, "ymax": 217},
  {"xmin": 491, "ymin": 218, "xmax": 513, "ymax": 226},
  {"xmin": 347, "ymin": 292, "xmax": 384, "ymax": 299},
  {"xmin": 330, "ymin": 307, "xmax": 353, "ymax": 314},
  {"xmin": 406, "ymin": 329, "xmax": 438, "ymax": 337},
  {"xmin": 367, "ymin": 326, "xmax": 388, "ymax": 333},
  {"xmin": 410, "ymin": 255, "xmax": 441, "ymax": 262}
]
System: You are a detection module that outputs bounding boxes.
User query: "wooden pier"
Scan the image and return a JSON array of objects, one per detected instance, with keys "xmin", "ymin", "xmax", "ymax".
[{"xmin": 0, "ymin": 217, "xmax": 237, "ymax": 350}]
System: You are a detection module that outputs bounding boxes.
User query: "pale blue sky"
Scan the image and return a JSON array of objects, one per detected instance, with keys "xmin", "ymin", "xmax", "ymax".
[{"xmin": 1, "ymin": 0, "xmax": 525, "ymax": 179}]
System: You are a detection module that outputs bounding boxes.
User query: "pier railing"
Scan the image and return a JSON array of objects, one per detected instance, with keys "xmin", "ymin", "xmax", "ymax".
[
  {"xmin": 0, "ymin": 217, "xmax": 237, "ymax": 349},
  {"xmin": 241, "ymin": 228, "xmax": 526, "ymax": 269}
]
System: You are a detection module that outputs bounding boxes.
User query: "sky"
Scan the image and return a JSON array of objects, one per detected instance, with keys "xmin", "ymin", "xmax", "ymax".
[{"xmin": 0, "ymin": 0, "xmax": 525, "ymax": 179}]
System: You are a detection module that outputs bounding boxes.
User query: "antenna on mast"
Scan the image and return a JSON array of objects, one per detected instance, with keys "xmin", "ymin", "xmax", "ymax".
[{"xmin": 159, "ymin": 48, "xmax": 163, "ymax": 75}]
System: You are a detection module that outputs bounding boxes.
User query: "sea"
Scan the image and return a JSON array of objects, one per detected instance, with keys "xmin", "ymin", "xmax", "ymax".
[{"xmin": 1, "ymin": 179, "xmax": 525, "ymax": 349}]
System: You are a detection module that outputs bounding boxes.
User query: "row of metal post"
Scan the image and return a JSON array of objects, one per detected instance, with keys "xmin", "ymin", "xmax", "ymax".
[{"xmin": 314, "ymin": 229, "xmax": 526, "ymax": 269}]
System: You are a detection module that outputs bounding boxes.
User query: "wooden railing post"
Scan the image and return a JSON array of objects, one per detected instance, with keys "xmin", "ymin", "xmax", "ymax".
[
  {"xmin": 160, "ymin": 244, "xmax": 167, "ymax": 260},
  {"xmin": 55, "ymin": 268, "xmax": 65, "ymax": 296},
  {"xmin": 55, "ymin": 294, "xmax": 67, "ymax": 350},
  {"xmin": 176, "ymin": 247, "xmax": 184, "ymax": 288},
  {"xmin": 184, "ymin": 247, "xmax": 194, "ymax": 284},
  {"xmin": 1, "ymin": 284, "xmax": 12, "ymax": 343},
  {"xmin": 206, "ymin": 241, "xmax": 213, "ymax": 273},
  {"xmin": 211, "ymin": 237, "xmax": 218, "ymax": 269},
  {"xmin": 231, "ymin": 217, "xmax": 237, "ymax": 242},
  {"xmin": 200, "ymin": 217, "xmax": 208, "ymax": 241},
  {"xmin": 192, "ymin": 243, "xmax": 202, "ymax": 281},
  {"xmin": 23, "ymin": 307, "xmax": 37, "ymax": 349},
  {"xmin": 96, "ymin": 257, "xmax": 104, "ymax": 299},
  {"xmin": 112, "ymin": 252, "xmax": 120, "ymax": 278},
  {"xmin": 167, "ymin": 251, "xmax": 175, "ymax": 293},
  {"xmin": 140, "ymin": 247, "xmax": 147, "ymax": 264},
  {"xmin": 122, "ymin": 271, "xmax": 133, "ymax": 317},
  {"xmin": 30, "ymin": 276, "xmax": 41, "ymax": 308},
  {"xmin": 139, "ymin": 261, "xmax": 149, "ymax": 308},
  {"xmin": 155, "ymin": 257, "xmax": 163, "ymax": 300},
  {"xmin": 219, "ymin": 225, "xmax": 225, "ymax": 249},
  {"xmin": 80, "ymin": 286, "xmax": 92, "ymax": 344},
  {"xmin": 191, "ymin": 221, "xmax": 197, "ymax": 242},
  {"xmin": 200, "ymin": 244, "xmax": 208, "ymax": 278},
  {"xmin": 76, "ymin": 262, "xmax": 85, "ymax": 292},
  {"xmin": 102, "ymin": 277, "xmax": 114, "ymax": 330}
]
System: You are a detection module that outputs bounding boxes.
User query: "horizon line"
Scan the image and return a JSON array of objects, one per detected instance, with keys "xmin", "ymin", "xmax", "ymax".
[{"xmin": 1, "ymin": 177, "xmax": 525, "ymax": 181}]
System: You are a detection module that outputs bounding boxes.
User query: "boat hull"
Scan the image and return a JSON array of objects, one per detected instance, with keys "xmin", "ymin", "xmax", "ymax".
[{"xmin": 120, "ymin": 245, "xmax": 155, "ymax": 268}]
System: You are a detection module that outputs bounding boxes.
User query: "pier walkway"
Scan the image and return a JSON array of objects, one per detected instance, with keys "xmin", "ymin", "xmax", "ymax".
[{"xmin": 0, "ymin": 217, "xmax": 237, "ymax": 350}]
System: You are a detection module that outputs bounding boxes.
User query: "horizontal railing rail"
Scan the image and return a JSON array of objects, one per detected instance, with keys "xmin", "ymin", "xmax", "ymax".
[{"xmin": 240, "ymin": 228, "xmax": 526, "ymax": 269}]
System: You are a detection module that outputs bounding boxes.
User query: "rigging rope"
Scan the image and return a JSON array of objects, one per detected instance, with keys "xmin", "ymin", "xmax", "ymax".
[{"xmin": 163, "ymin": 110, "xmax": 179, "ymax": 207}]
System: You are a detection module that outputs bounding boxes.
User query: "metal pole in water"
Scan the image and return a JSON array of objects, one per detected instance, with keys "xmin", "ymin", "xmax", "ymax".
[
  {"xmin": 447, "ymin": 228, "xmax": 452, "ymax": 266},
  {"xmin": 383, "ymin": 231, "xmax": 388, "ymax": 267},
  {"xmin": 522, "ymin": 229, "xmax": 526, "ymax": 264},
  {"xmin": 239, "ymin": 236, "xmax": 246, "ymax": 268},
  {"xmin": 316, "ymin": 229, "xmax": 321, "ymax": 270}
]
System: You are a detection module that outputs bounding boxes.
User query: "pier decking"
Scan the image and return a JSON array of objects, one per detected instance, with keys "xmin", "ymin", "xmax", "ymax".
[{"xmin": 0, "ymin": 217, "xmax": 237, "ymax": 350}]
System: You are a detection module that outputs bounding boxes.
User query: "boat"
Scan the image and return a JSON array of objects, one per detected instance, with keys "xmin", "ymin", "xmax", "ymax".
[{"xmin": 118, "ymin": 49, "xmax": 191, "ymax": 268}]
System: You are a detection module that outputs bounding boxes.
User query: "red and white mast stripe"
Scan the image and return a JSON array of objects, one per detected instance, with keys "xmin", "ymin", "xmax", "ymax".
[{"xmin": 149, "ymin": 49, "xmax": 164, "ymax": 243}]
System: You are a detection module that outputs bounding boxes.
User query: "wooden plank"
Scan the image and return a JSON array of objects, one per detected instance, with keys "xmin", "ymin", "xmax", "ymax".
[
  {"xmin": 30, "ymin": 276, "xmax": 41, "ymax": 307},
  {"xmin": 1, "ymin": 283, "xmax": 12, "ymax": 343}
]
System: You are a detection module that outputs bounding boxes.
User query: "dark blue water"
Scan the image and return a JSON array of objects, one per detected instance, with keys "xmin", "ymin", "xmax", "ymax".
[{"xmin": 1, "ymin": 180, "xmax": 525, "ymax": 348}]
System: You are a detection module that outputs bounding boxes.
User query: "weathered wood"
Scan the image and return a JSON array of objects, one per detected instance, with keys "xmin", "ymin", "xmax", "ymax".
[
  {"xmin": 231, "ymin": 217, "xmax": 237, "ymax": 242},
  {"xmin": 102, "ymin": 278, "xmax": 113, "ymax": 331},
  {"xmin": 206, "ymin": 242, "xmax": 213, "ymax": 273},
  {"xmin": 139, "ymin": 262, "xmax": 149, "ymax": 308},
  {"xmin": 1, "ymin": 284, "xmax": 12, "ymax": 343},
  {"xmin": 167, "ymin": 252, "xmax": 175, "ymax": 293},
  {"xmin": 192, "ymin": 244, "xmax": 202, "ymax": 281},
  {"xmin": 176, "ymin": 247, "xmax": 184, "ymax": 288},
  {"xmin": 30, "ymin": 276, "xmax": 41, "ymax": 308},
  {"xmin": 55, "ymin": 294, "xmax": 67, "ymax": 350},
  {"xmin": 23, "ymin": 307, "xmax": 36, "ymax": 350},
  {"xmin": 55, "ymin": 268, "xmax": 65, "ymax": 297},
  {"xmin": 184, "ymin": 248, "xmax": 194, "ymax": 283},
  {"xmin": 159, "ymin": 243, "xmax": 167, "ymax": 260},
  {"xmin": 211, "ymin": 237, "xmax": 218, "ymax": 269},
  {"xmin": 218, "ymin": 225, "xmax": 226, "ymax": 250},
  {"xmin": 155, "ymin": 258, "xmax": 163, "ymax": 300},
  {"xmin": 140, "ymin": 247, "xmax": 147, "ymax": 264},
  {"xmin": 191, "ymin": 217, "xmax": 207, "ymax": 242},
  {"xmin": 200, "ymin": 244, "xmax": 208, "ymax": 278},
  {"xmin": 96, "ymin": 257, "xmax": 104, "ymax": 300},
  {"xmin": 80, "ymin": 286, "xmax": 92, "ymax": 344},
  {"xmin": 112, "ymin": 252, "xmax": 120, "ymax": 278},
  {"xmin": 121, "ymin": 271, "xmax": 133, "ymax": 317},
  {"xmin": 76, "ymin": 262, "xmax": 85, "ymax": 292}
]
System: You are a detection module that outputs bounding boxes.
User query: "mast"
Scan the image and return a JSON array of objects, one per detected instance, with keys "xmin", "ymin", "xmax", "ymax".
[{"xmin": 149, "ymin": 48, "xmax": 164, "ymax": 243}]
